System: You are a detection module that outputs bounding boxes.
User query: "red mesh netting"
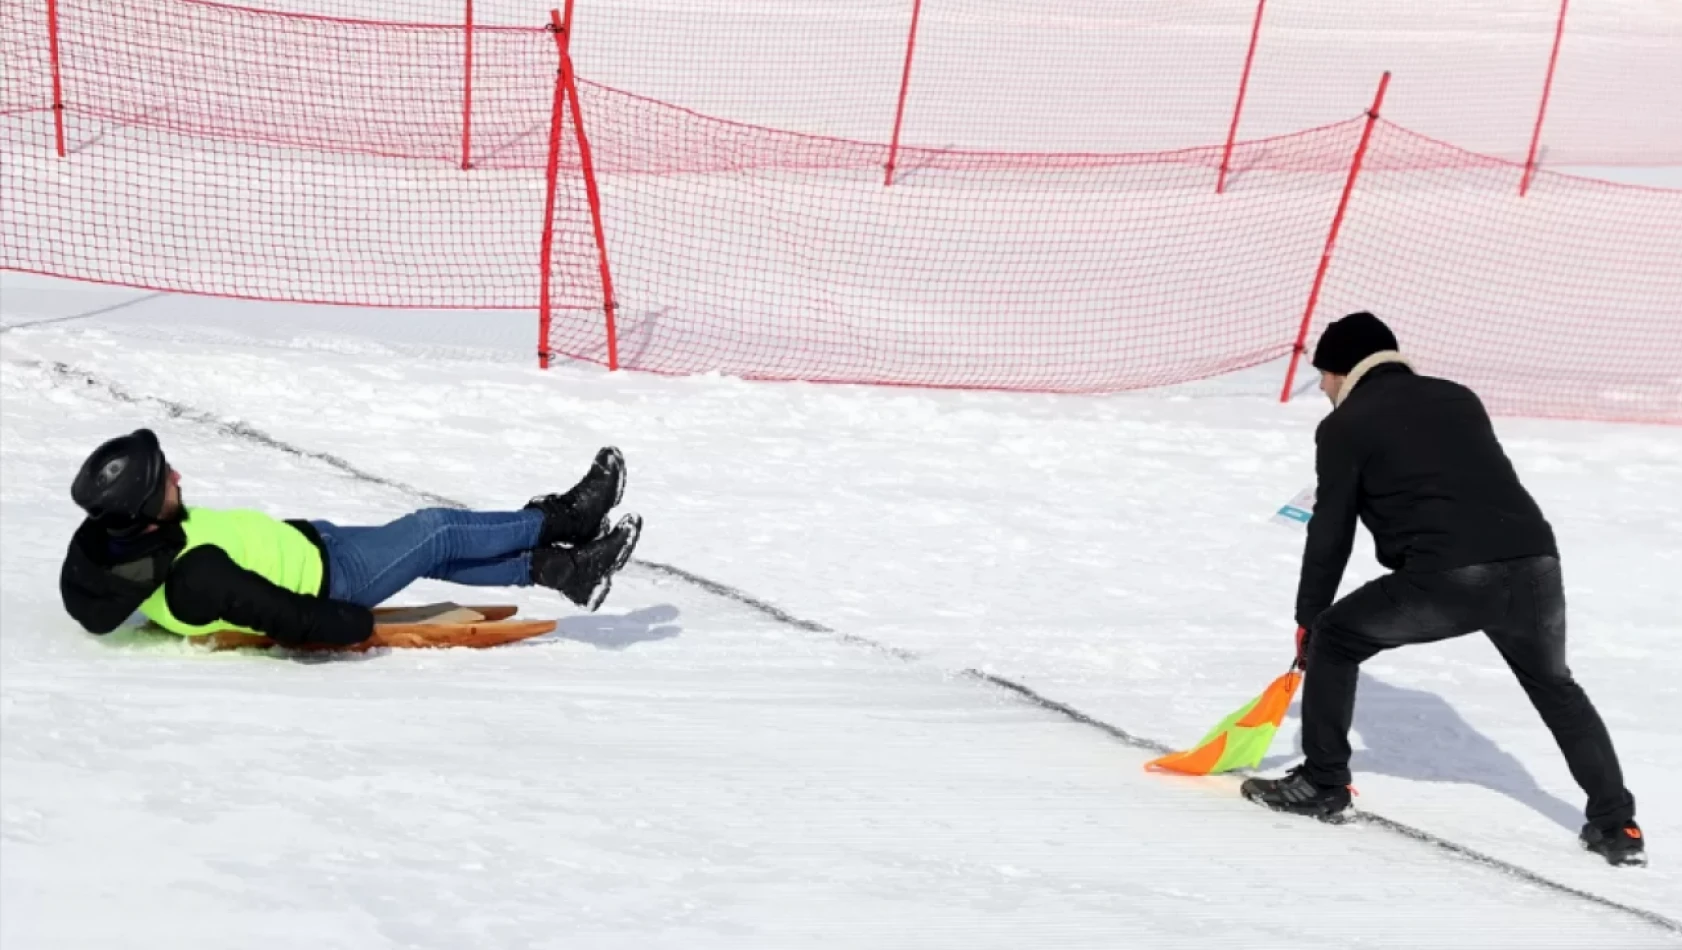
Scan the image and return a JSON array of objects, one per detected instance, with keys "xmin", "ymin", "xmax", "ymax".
[
  {"xmin": 1312, "ymin": 123, "xmax": 1682, "ymax": 425},
  {"xmin": 2, "ymin": 0, "xmax": 605, "ymax": 336},
  {"xmin": 135, "ymin": 0, "xmax": 1682, "ymax": 164},
  {"xmin": 2, "ymin": 0, "xmax": 1679, "ymax": 423}
]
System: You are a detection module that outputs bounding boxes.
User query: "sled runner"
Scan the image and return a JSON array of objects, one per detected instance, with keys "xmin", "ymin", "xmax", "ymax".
[{"xmin": 197, "ymin": 602, "xmax": 555, "ymax": 652}]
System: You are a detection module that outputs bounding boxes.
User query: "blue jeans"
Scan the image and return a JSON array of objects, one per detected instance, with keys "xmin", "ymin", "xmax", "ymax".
[{"xmin": 309, "ymin": 508, "xmax": 544, "ymax": 608}]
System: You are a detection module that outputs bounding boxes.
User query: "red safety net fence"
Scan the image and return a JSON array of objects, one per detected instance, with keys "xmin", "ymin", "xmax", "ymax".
[
  {"xmin": 108, "ymin": 0, "xmax": 1681, "ymax": 165},
  {"xmin": 1303, "ymin": 124, "xmax": 1682, "ymax": 424},
  {"xmin": 3, "ymin": 0, "xmax": 1680, "ymax": 423}
]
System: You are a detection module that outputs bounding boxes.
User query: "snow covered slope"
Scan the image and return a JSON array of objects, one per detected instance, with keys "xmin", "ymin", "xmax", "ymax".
[{"xmin": 3, "ymin": 275, "xmax": 1678, "ymax": 947}]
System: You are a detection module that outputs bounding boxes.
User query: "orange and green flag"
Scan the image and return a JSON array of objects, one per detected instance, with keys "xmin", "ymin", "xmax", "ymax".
[{"xmin": 1145, "ymin": 668, "xmax": 1302, "ymax": 775}]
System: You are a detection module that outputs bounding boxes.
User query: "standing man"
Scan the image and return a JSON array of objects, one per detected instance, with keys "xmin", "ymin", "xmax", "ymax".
[
  {"xmin": 60, "ymin": 428, "xmax": 642, "ymax": 649},
  {"xmin": 1240, "ymin": 312, "xmax": 1643, "ymax": 868}
]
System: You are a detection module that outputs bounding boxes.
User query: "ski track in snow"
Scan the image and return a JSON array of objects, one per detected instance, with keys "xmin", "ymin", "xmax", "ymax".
[{"xmin": 4, "ymin": 275, "xmax": 1680, "ymax": 947}]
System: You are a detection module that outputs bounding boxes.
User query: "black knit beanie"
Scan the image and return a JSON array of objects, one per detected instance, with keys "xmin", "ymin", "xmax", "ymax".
[{"xmin": 1311, "ymin": 311, "xmax": 1399, "ymax": 375}]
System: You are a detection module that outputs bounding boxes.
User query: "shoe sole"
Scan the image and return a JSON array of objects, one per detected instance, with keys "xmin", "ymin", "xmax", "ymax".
[
  {"xmin": 1242, "ymin": 786, "xmax": 1353, "ymax": 824},
  {"xmin": 1580, "ymin": 839, "xmax": 1647, "ymax": 867},
  {"xmin": 1257, "ymin": 801, "xmax": 1353, "ymax": 825}
]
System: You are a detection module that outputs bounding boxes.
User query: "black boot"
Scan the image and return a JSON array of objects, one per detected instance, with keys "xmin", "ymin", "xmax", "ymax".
[
  {"xmin": 530, "ymin": 514, "xmax": 642, "ymax": 611},
  {"xmin": 524, "ymin": 447, "xmax": 625, "ymax": 547},
  {"xmin": 1240, "ymin": 765, "xmax": 1353, "ymax": 822},
  {"xmin": 1580, "ymin": 821, "xmax": 1646, "ymax": 867}
]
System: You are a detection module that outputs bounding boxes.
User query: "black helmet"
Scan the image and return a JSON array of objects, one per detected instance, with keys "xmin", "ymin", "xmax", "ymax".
[{"xmin": 71, "ymin": 428, "xmax": 170, "ymax": 536}]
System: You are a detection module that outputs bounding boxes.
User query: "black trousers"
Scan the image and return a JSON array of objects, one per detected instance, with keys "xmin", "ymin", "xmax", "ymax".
[{"xmin": 1301, "ymin": 555, "xmax": 1636, "ymax": 829}]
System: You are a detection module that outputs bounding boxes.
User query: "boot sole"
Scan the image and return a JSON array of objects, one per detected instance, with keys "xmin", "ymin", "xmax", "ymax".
[
  {"xmin": 597, "ymin": 447, "xmax": 626, "ymax": 509},
  {"xmin": 584, "ymin": 576, "xmax": 612, "ymax": 612},
  {"xmin": 607, "ymin": 513, "xmax": 642, "ymax": 574},
  {"xmin": 577, "ymin": 514, "xmax": 642, "ymax": 612}
]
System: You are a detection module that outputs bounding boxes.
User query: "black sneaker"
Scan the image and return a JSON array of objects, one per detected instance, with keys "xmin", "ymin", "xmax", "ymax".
[
  {"xmin": 1240, "ymin": 765, "xmax": 1353, "ymax": 822},
  {"xmin": 524, "ymin": 447, "xmax": 626, "ymax": 547},
  {"xmin": 530, "ymin": 513, "xmax": 642, "ymax": 611},
  {"xmin": 1580, "ymin": 821, "xmax": 1646, "ymax": 867}
]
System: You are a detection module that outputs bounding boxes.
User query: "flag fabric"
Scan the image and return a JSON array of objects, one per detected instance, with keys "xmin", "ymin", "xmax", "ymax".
[{"xmin": 1145, "ymin": 668, "xmax": 1302, "ymax": 775}]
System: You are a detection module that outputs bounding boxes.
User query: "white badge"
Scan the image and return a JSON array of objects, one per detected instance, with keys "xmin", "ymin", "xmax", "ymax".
[{"xmin": 1272, "ymin": 485, "xmax": 1316, "ymax": 527}]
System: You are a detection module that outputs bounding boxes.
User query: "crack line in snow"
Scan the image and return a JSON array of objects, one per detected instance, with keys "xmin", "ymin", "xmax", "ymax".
[
  {"xmin": 20, "ymin": 356, "xmax": 1680, "ymax": 937},
  {"xmin": 0, "ymin": 291, "xmax": 169, "ymax": 335},
  {"xmin": 976, "ymin": 672, "xmax": 1680, "ymax": 936}
]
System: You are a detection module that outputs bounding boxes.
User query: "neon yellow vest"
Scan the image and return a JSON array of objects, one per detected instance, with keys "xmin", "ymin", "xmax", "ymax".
[{"xmin": 139, "ymin": 507, "xmax": 324, "ymax": 636}]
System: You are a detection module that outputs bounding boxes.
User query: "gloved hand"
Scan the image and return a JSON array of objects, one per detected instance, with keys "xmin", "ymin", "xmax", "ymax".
[{"xmin": 1294, "ymin": 625, "xmax": 1311, "ymax": 669}]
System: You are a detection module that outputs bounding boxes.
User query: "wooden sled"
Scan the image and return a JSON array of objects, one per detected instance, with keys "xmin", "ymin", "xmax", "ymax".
[{"xmin": 197, "ymin": 602, "xmax": 555, "ymax": 652}]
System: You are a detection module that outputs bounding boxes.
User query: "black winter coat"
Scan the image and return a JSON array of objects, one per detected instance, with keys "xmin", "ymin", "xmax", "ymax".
[
  {"xmin": 59, "ymin": 518, "xmax": 373, "ymax": 647},
  {"xmin": 1295, "ymin": 358, "xmax": 1559, "ymax": 629}
]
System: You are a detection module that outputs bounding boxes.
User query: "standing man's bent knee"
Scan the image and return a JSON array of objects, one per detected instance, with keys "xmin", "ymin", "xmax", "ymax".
[{"xmin": 1308, "ymin": 616, "xmax": 1385, "ymax": 667}]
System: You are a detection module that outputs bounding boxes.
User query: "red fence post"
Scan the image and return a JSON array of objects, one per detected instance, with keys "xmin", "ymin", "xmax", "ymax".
[
  {"xmin": 1280, "ymin": 71, "xmax": 1391, "ymax": 404},
  {"xmin": 549, "ymin": 3, "xmax": 620, "ymax": 372},
  {"xmin": 536, "ymin": 9, "xmax": 571, "ymax": 368},
  {"xmin": 1519, "ymin": 0, "xmax": 1568, "ymax": 197},
  {"xmin": 1217, "ymin": 0, "xmax": 1266, "ymax": 194},
  {"xmin": 45, "ymin": 0, "xmax": 66, "ymax": 157},
  {"xmin": 883, "ymin": 0, "xmax": 923, "ymax": 188},
  {"xmin": 461, "ymin": 0, "xmax": 474, "ymax": 169}
]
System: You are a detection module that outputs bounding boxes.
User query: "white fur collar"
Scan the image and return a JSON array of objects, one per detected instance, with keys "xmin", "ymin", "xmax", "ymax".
[{"xmin": 1334, "ymin": 350, "xmax": 1414, "ymax": 407}]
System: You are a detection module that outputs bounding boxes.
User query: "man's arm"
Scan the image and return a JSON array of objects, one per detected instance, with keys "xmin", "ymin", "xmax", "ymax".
[
  {"xmin": 1295, "ymin": 420, "xmax": 1361, "ymax": 629},
  {"xmin": 165, "ymin": 546, "xmax": 374, "ymax": 647},
  {"xmin": 59, "ymin": 520, "xmax": 180, "ymax": 635},
  {"xmin": 61, "ymin": 549, "xmax": 151, "ymax": 634}
]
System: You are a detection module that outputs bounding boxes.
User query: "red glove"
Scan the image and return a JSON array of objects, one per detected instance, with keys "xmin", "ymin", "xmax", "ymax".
[{"xmin": 1294, "ymin": 626, "xmax": 1310, "ymax": 669}]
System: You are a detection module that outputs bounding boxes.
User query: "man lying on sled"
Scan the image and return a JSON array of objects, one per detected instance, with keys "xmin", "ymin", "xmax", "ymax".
[{"xmin": 59, "ymin": 428, "xmax": 641, "ymax": 648}]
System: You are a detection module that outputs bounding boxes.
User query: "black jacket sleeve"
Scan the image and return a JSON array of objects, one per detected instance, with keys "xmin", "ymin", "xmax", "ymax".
[
  {"xmin": 164, "ymin": 545, "xmax": 374, "ymax": 647},
  {"xmin": 1295, "ymin": 417, "xmax": 1362, "ymax": 629},
  {"xmin": 60, "ymin": 543, "xmax": 152, "ymax": 634},
  {"xmin": 59, "ymin": 519, "xmax": 180, "ymax": 635}
]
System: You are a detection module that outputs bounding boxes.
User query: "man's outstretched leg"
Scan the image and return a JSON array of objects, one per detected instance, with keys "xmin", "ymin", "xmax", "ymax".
[
  {"xmin": 414, "ymin": 512, "xmax": 642, "ymax": 612},
  {"xmin": 310, "ymin": 446, "xmax": 632, "ymax": 609},
  {"xmin": 1240, "ymin": 610, "xmax": 1379, "ymax": 822},
  {"xmin": 1242, "ymin": 570, "xmax": 1488, "ymax": 820},
  {"xmin": 314, "ymin": 507, "xmax": 641, "ymax": 612},
  {"xmin": 311, "ymin": 507, "xmax": 544, "ymax": 607},
  {"xmin": 1484, "ymin": 557, "xmax": 1642, "ymax": 866}
]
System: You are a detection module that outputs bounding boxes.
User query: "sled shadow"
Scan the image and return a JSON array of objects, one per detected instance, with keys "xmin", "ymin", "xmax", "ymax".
[
  {"xmin": 1263, "ymin": 673, "xmax": 1581, "ymax": 832},
  {"xmin": 549, "ymin": 604, "xmax": 682, "ymax": 650}
]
